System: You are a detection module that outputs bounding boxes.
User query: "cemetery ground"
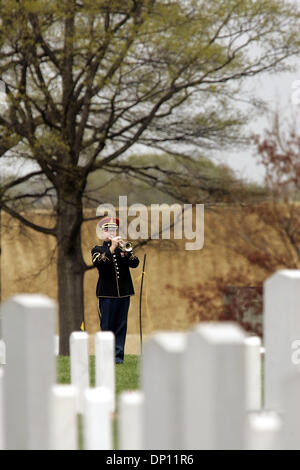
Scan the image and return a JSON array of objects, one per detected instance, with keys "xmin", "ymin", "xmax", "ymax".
[
  {"xmin": 57, "ymin": 351, "xmax": 265, "ymax": 450},
  {"xmin": 6, "ymin": 271, "xmax": 299, "ymax": 450},
  {"xmin": 57, "ymin": 354, "xmax": 140, "ymax": 450}
]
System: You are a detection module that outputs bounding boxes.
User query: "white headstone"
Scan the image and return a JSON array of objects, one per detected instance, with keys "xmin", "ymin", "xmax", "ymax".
[
  {"xmin": 142, "ymin": 332, "xmax": 186, "ymax": 450},
  {"xmin": 264, "ymin": 270, "xmax": 300, "ymax": 412},
  {"xmin": 83, "ymin": 387, "xmax": 113, "ymax": 450},
  {"xmin": 95, "ymin": 331, "xmax": 115, "ymax": 412},
  {"xmin": 0, "ymin": 340, "xmax": 6, "ymax": 365},
  {"xmin": 0, "ymin": 368, "xmax": 3, "ymax": 450},
  {"xmin": 54, "ymin": 335, "xmax": 59, "ymax": 356},
  {"xmin": 118, "ymin": 391, "xmax": 144, "ymax": 450},
  {"xmin": 246, "ymin": 411, "xmax": 281, "ymax": 450},
  {"xmin": 1, "ymin": 294, "xmax": 55, "ymax": 450},
  {"xmin": 245, "ymin": 336, "xmax": 262, "ymax": 410},
  {"xmin": 281, "ymin": 372, "xmax": 300, "ymax": 449},
  {"xmin": 50, "ymin": 385, "xmax": 78, "ymax": 450},
  {"xmin": 70, "ymin": 331, "xmax": 89, "ymax": 413},
  {"xmin": 183, "ymin": 322, "xmax": 247, "ymax": 450}
]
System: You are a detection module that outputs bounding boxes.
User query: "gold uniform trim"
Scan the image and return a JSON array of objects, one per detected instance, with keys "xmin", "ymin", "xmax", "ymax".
[
  {"xmin": 92, "ymin": 252, "xmax": 101, "ymax": 263},
  {"xmin": 92, "ymin": 252, "xmax": 110, "ymax": 263}
]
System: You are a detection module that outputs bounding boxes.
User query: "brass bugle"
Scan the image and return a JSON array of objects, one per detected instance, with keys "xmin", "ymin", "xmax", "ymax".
[{"xmin": 118, "ymin": 239, "xmax": 133, "ymax": 252}]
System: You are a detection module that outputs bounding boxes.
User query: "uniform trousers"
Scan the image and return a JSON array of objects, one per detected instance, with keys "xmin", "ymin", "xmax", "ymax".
[{"xmin": 98, "ymin": 296, "xmax": 130, "ymax": 363}]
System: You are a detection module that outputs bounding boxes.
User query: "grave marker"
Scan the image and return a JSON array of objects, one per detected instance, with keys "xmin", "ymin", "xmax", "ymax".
[
  {"xmin": 0, "ymin": 368, "xmax": 3, "ymax": 450},
  {"xmin": 83, "ymin": 387, "xmax": 113, "ymax": 450},
  {"xmin": 183, "ymin": 322, "xmax": 247, "ymax": 450},
  {"xmin": 118, "ymin": 391, "xmax": 144, "ymax": 450},
  {"xmin": 142, "ymin": 332, "xmax": 186, "ymax": 449},
  {"xmin": 50, "ymin": 385, "xmax": 78, "ymax": 450},
  {"xmin": 0, "ymin": 340, "xmax": 5, "ymax": 365},
  {"xmin": 1, "ymin": 294, "xmax": 55, "ymax": 450},
  {"xmin": 95, "ymin": 331, "xmax": 115, "ymax": 412},
  {"xmin": 246, "ymin": 411, "xmax": 281, "ymax": 450},
  {"xmin": 245, "ymin": 336, "xmax": 262, "ymax": 410},
  {"xmin": 70, "ymin": 331, "xmax": 89, "ymax": 413},
  {"xmin": 264, "ymin": 270, "xmax": 300, "ymax": 412},
  {"xmin": 281, "ymin": 372, "xmax": 300, "ymax": 449}
]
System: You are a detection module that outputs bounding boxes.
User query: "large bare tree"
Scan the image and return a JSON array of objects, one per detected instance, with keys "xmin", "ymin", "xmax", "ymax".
[{"xmin": 0, "ymin": 0, "xmax": 299, "ymax": 353}]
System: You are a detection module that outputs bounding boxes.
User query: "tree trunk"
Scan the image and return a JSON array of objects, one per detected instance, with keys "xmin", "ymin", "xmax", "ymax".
[{"xmin": 57, "ymin": 189, "xmax": 86, "ymax": 355}]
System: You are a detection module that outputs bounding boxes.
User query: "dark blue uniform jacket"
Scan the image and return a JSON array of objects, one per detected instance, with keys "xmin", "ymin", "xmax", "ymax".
[{"xmin": 91, "ymin": 240, "xmax": 140, "ymax": 298}]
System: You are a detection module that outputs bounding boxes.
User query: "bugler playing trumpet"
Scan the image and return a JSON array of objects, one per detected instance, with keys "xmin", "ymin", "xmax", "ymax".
[{"xmin": 91, "ymin": 216, "xmax": 139, "ymax": 364}]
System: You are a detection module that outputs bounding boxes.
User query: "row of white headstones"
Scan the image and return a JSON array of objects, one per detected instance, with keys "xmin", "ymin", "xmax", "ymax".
[{"xmin": 0, "ymin": 269, "xmax": 300, "ymax": 450}]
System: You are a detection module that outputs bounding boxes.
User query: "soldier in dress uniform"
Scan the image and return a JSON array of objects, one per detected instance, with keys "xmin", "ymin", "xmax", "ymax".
[{"xmin": 91, "ymin": 216, "xmax": 140, "ymax": 364}]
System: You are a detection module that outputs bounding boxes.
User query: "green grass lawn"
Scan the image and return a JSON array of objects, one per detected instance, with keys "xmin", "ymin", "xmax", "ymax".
[
  {"xmin": 56, "ymin": 354, "xmax": 140, "ymax": 450},
  {"xmin": 57, "ymin": 354, "xmax": 140, "ymax": 393}
]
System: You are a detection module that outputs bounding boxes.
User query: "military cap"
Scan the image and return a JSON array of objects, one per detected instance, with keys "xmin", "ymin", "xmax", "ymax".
[{"xmin": 98, "ymin": 216, "xmax": 119, "ymax": 229}]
